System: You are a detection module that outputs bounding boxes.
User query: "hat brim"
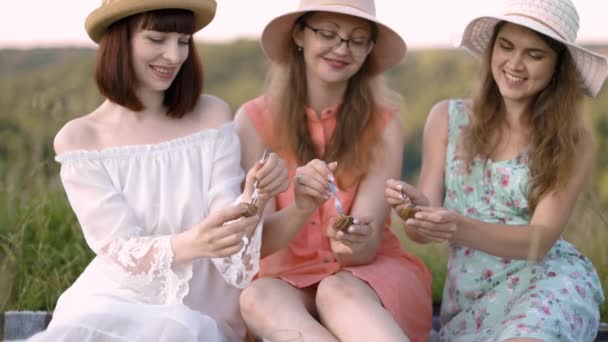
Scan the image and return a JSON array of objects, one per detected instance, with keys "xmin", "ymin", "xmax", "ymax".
[
  {"xmin": 85, "ymin": 0, "xmax": 216, "ymax": 43},
  {"xmin": 460, "ymin": 15, "xmax": 608, "ymax": 97},
  {"xmin": 261, "ymin": 6, "xmax": 406, "ymax": 75}
]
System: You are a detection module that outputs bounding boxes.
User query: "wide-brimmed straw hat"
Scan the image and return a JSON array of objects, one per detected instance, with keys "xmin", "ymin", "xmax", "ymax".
[
  {"xmin": 85, "ymin": 0, "xmax": 217, "ymax": 44},
  {"xmin": 261, "ymin": 0, "xmax": 406, "ymax": 75},
  {"xmin": 460, "ymin": 0, "xmax": 608, "ymax": 97}
]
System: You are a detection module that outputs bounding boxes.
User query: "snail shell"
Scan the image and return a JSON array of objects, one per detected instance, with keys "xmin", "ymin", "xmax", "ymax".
[
  {"xmin": 397, "ymin": 205, "xmax": 420, "ymax": 221},
  {"xmin": 241, "ymin": 203, "xmax": 258, "ymax": 218},
  {"xmin": 334, "ymin": 214, "xmax": 354, "ymax": 231}
]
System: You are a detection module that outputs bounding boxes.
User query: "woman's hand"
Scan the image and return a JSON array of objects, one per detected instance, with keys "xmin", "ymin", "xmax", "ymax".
[
  {"xmin": 385, "ymin": 178, "xmax": 431, "ymax": 214},
  {"xmin": 327, "ymin": 216, "xmax": 376, "ymax": 265},
  {"xmin": 243, "ymin": 152, "xmax": 290, "ymax": 206},
  {"xmin": 385, "ymin": 178, "xmax": 431, "ymax": 207},
  {"xmin": 405, "ymin": 206, "xmax": 458, "ymax": 243},
  {"xmin": 293, "ymin": 159, "xmax": 337, "ymax": 213},
  {"xmin": 184, "ymin": 203, "xmax": 260, "ymax": 259}
]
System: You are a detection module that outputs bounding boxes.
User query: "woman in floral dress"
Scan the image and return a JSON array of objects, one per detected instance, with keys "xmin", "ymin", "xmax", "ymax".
[{"xmin": 385, "ymin": 0, "xmax": 607, "ymax": 341}]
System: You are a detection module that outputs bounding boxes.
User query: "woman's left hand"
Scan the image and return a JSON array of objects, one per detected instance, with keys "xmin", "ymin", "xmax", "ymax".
[
  {"xmin": 244, "ymin": 152, "xmax": 290, "ymax": 203},
  {"xmin": 327, "ymin": 216, "xmax": 375, "ymax": 257},
  {"xmin": 405, "ymin": 206, "xmax": 459, "ymax": 243}
]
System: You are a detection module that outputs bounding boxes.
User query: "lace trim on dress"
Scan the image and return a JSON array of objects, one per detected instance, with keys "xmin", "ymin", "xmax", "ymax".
[
  {"xmin": 101, "ymin": 235, "xmax": 193, "ymax": 304},
  {"xmin": 211, "ymin": 218, "xmax": 263, "ymax": 289}
]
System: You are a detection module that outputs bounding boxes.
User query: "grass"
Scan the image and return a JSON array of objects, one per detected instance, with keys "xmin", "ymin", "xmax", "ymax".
[{"xmin": 0, "ymin": 171, "xmax": 94, "ymax": 312}]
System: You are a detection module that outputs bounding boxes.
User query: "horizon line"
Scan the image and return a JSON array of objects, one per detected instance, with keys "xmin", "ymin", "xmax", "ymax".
[{"xmin": 2, "ymin": 36, "xmax": 608, "ymax": 51}]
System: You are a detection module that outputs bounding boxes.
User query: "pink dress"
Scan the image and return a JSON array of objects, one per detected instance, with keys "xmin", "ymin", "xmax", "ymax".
[{"xmin": 244, "ymin": 96, "xmax": 433, "ymax": 342}]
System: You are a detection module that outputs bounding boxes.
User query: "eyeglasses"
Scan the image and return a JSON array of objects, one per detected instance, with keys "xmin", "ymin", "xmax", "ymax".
[{"xmin": 304, "ymin": 23, "xmax": 374, "ymax": 58}]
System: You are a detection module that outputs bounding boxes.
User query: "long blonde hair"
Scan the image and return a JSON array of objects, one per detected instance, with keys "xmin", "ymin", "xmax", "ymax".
[
  {"xmin": 265, "ymin": 14, "xmax": 401, "ymax": 187},
  {"xmin": 462, "ymin": 22, "xmax": 584, "ymax": 212}
]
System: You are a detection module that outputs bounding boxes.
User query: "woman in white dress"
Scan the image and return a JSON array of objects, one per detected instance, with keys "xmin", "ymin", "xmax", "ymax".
[{"xmin": 27, "ymin": 0, "xmax": 289, "ymax": 341}]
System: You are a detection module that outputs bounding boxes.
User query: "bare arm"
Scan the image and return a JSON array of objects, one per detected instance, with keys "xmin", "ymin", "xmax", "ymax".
[
  {"xmin": 330, "ymin": 113, "xmax": 405, "ymax": 266},
  {"xmin": 234, "ymin": 106, "xmax": 310, "ymax": 256},
  {"xmin": 385, "ymin": 100, "xmax": 449, "ymax": 243},
  {"xmin": 397, "ymin": 100, "xmax": 596, "ymax": 259},
  {"xmin": 449, "ymin": 131, "xmax": 596, "ymax": 260}
]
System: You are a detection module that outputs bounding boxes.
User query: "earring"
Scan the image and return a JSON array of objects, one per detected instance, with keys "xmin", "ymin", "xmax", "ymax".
[{"xmin": 297, "ymin": 46, "xmax": 303, "ymax": 52}]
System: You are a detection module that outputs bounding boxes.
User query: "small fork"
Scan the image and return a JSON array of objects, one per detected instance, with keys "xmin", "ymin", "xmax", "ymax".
[
  {"xmin": 250, "ymin": 147, "xmax": 271, "ymax": 207},
  {"xmin": 328, "ymin": 179, "xmax": 345, "ymax": 215}
]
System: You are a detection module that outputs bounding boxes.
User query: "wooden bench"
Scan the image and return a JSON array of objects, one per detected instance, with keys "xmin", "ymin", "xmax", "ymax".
[{"xmin": 2, "ymin": 311, "xmax": 607, "ymax": 341}]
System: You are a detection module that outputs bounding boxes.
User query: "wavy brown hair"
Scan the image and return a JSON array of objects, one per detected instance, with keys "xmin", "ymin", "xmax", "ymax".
[
  {"xmin": 265, "ymin": 13, "xmax": 401, "ymax": 187},
  {"xmin": 462, "ymin": 22, "xmax": 584, "ymax": 212}
]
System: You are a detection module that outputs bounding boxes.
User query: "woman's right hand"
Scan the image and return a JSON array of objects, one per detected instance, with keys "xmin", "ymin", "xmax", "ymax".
[
  {"xmin": 385, "ymin": 178, "xmax": 431, "ymax": 212},
  {"xmin": 185, "ymin": 203, "xmax": 260, "ymax": 259},
  {"xmin": 293, "ymin": 159, "xmax": 337, "ymax": 213}
]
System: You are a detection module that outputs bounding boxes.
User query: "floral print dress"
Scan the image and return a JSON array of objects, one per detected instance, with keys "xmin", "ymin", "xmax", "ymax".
[{"xmin": 438, "ymin": 100, "xmax": 604, "ymax": 341}]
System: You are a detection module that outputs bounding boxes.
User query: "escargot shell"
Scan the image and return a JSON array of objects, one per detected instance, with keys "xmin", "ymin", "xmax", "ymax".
[
  {"xmin": 334, "ymin": 214, "xmax": 354, "ymax": 231},
  {"xmin": 397, "ymin": 205, "xmax": 420, "ymax": 221},
  {"xmin": 241, "ymin": 203, "xmax": 258, "ymax": 218}
]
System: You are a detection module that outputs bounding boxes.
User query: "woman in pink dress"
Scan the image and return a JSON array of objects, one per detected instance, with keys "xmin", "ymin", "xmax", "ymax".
[{"xmin": 235, "ymin": 1, "xmax": 432, "ymax": 341}]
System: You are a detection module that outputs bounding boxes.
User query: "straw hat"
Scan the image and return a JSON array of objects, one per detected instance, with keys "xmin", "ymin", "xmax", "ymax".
[
  {"xmin": 85, "ymin": 0, "xmax": 217, "ymax": 44},
  {"xmin": 260, "ymin": 0, "xmax": 406, "ymax": 75},
  {"xmin": 460, "ymin": 0, "xmax": 608, "ymax": 97}
]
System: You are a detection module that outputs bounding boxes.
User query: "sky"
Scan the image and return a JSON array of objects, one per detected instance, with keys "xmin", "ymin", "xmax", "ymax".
[{"xmin": 1, "ymin": 1, "xmax": 606, "ymax": 49}]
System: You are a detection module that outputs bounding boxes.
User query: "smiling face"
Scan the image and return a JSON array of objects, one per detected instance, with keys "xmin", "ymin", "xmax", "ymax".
[
  {"xmin": 130, "ymin": 28, "xmax": 191, "ymax": 94},
  {"xmin": 293, "ymin": 12, "xmax": 374, "ymax": 87},
  {"xmin": 491, "ymin": 23, "xmax": 559, "ymax": 107}
]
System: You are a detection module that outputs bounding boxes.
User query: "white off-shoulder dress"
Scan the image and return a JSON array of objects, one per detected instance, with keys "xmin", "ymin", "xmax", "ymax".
[{"xmin": 28, "ymin": 123, "xmax": 261, "ymax": 342}]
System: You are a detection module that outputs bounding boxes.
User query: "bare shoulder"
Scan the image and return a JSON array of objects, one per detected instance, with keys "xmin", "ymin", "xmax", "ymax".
[
  {"xmin": 424, "ymin": 98, "xmax": 469, "ymax": 135},
  {"xmin": 233, "ymin": 104, "xmax": 251, "ymax": 126},
  {"xmin": 383, "ymin": 109, "xmax": 405, "ymax": 142},
  {"xmin": 426, "ymin": 99, "xmax": 451, "ymax": 127},
  {"xmin": 190, "ymin": 94, "xmax": 233, "ymax": 128},
  {"xmin": 233, "ymin": 105, "xmax": 255, "ymax": 138},
  {"xmin": 53, "ymin": 114, "xmax": 99, "ymax": 155},
  {"xmin": 233, "ymin": 104, "xmax": 266, "ymax": 169}
]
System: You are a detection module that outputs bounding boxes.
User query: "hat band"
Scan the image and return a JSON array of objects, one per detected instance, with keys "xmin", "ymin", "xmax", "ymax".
[
  {"xmin": 504, "ymin": 12, "xmax": 567, "ymax": 41},
  {"xmin": 315, "ymin": 2, "xmax": 370, "ymax": 15}
]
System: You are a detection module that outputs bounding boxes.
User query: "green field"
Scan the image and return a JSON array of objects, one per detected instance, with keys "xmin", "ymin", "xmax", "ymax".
[{"xmin": 1, "ymin": 42, "xmax": 607, "ymax": 320}]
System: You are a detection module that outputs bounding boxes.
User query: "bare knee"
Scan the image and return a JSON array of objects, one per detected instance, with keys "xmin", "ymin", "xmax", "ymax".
[
  {"xmin": 240, "ymin": 279, "xmax": 277, "ymax": 325},
  {"xmin": 316, "ymin": 272, "xmax": 379, "ymax": 310}
]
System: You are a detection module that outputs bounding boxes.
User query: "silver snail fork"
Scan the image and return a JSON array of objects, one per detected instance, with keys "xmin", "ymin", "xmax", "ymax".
[
  {"xmin": 328, "ymin": 179, "xmax": 345, "ymax": 215},
  {"xmin": 250, "ymin": 147, "xmax": 271, "ymax": 207}
]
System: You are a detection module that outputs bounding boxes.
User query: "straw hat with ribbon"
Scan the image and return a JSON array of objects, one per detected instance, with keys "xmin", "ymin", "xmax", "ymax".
[
  {"xmin": 85, "ymin": 0, "xmax": 217, "ymax": 44},
  {"xmin": 460, "ymin": 0, "xmax": 608, "ymax": 97},
  {"xmin": 261, "ymin": 0, "xmax": 406, "ymax": 75}
]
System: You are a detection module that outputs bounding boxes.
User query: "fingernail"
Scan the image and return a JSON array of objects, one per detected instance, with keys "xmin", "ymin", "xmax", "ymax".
[
  {"xmin": 347, "ymin": 226, "xmax": 354, "ymax": 233},
  {"xmin": 328, "ymin": 173, "xmax": 335, "ymax": 182},
  {"xmin": 353, "ymin": 218, "xmax": 360, "ymax": 225}
]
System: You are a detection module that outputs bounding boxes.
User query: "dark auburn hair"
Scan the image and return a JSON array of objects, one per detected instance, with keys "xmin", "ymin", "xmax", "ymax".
[{"xmin": 95, "ymin": 9, "xmax": 203, "ymax": 118}]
